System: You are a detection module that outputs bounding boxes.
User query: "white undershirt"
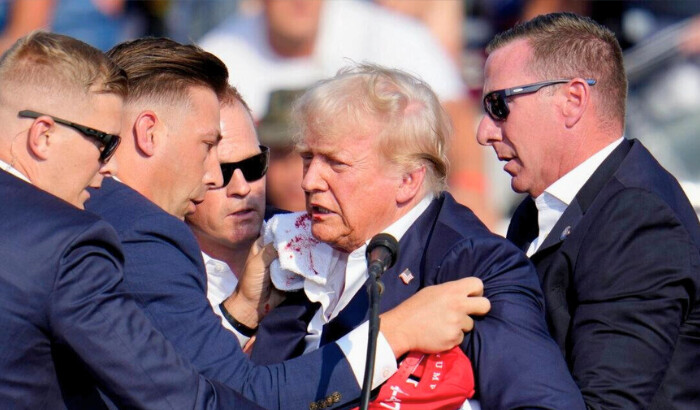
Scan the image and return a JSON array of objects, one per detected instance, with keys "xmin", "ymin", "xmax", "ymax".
[
  {"xmin": 305, "ymin": 194, "xmax": 435, "ymax": 388},
  {"xmin": 527, "ymin": 138, "xmax": 624, "ymax": 256},
  {"xmin": 0, "ymin": 158, "xmax": 30, "ymax": 183}
]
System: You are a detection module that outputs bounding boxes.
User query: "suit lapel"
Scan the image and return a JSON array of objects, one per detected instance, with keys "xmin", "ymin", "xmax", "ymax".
[
  {"xmin": 507, "ymin": 197, "xmax": 538, "ymax": 252},
  {"xmin": 320, "ymin": 196, "xmax": 444, "ymax": 344},
  {"xmin": 251, "ymin": 291, "xmax": 320, "ymax": 364},
  {"xmin": 531, "ymin": 139, "xmax": 633, "ymax": 259}
]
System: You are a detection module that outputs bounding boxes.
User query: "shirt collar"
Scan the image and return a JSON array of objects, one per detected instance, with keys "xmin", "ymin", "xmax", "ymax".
[
  {"xmin": 0, "ymin": 158, "xmax": 30, "ymax": 183},
  {"xmin": 345, "ymin": 193, "xmax": 435, "ymax": 260},
  {"xmin": 201, "ymin": 251, "xmax": 235, "ymax": 277},
  {"xmin": 545, "ymin": 137, "xmax": 624, "ymax": 206}
]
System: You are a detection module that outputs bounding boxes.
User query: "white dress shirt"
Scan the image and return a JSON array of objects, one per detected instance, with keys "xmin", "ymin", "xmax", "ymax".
[
  {"xmin": 0, "ymin": 159, "xmax": 30, "ymax": 183},
  {"xmin": 303, "ymin": 194, "xmax": 435, "ymax": 388},
  {"xmin": 201, "ymin": 252, "xmax": 253, "ymax": 346},
  {"xmin": 527, "ymin": 138, "xmax": 624, "ymax": 256}
]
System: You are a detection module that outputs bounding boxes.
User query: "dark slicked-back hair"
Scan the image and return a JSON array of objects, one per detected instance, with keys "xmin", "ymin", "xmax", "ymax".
[
  {"xmin": 107, "ymin": 37, "xmax": 228, "ymax": 106},
  {"xmin": 488, "ymin": 12, "xmax": 627, "ymax": 126},
  {"xmin": 0, "ymin": 31, "xmax": 127, "ymax": 98}
]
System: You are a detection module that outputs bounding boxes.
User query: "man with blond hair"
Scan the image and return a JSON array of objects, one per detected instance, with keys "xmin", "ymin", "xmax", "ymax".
[
  {"xmin": 251, "ymin": 63, "xmax": 585, "ymax": 408},
  {"xmin": 86, "ymin": 38, "xmax": 487, "ymax": 409},
  {"xmin": 478, "ymin": 12, "xmax": 700, "ymax": 408},
  {"xmin": 0, "ymin": 31, "xmax": 257, "ymax": 409}
]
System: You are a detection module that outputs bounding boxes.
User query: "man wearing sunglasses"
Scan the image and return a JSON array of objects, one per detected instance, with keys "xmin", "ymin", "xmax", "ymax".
[
  {"xmin": 247, "ymin": 63, "xmax": 584, "ymax": 409},
  {"xmin": 0, "ymin": 32, "xmax": 260, "ymax": 409},
  {"xmin": 186, "ymin": 86, "xmax": 273, "ymax": 331},
  {"xmin": 85, "ymin": 38, "xmax": 481, "ymax": 409},
  {"xmin": 477, "ymin": 13, "xmax": 700, "ymax": 409}
]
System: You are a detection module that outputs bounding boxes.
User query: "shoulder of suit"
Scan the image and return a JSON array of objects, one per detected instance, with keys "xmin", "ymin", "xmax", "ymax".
[
  {"xmin": 2, "ymin": 172, "xmax": 121, "ymax": 256},
  {"xmin": 89, "ymin": 179, "xmax": 185, "ymax": 234}
]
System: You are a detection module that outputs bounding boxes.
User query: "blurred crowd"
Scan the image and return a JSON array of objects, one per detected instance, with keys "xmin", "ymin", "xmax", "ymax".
[{"xmin": 2, "ymin": 0, "xmax": 698, "ymax": 230}]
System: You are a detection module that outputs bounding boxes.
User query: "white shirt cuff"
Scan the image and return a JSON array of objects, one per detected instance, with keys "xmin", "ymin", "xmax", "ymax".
[
  {"xmin": 216, "ymin": 304, "xmax": 251, "ymax": 347},
  {"xmin": 335, "ymin": 321, "xmax": 398, "ymax": 389}
]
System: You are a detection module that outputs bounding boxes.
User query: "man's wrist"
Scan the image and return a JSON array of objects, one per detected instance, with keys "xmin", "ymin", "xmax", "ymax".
[
  {"xmin": 219, "ymin": 300, "xmax": 258, "ymax": 337},
  {"xmin": 222, "ymin": 292, "xmax": 261, "ymax": 330},
  {"xmin": 379, "ymin": 311, "xmax": 410, "ymax": 358}
]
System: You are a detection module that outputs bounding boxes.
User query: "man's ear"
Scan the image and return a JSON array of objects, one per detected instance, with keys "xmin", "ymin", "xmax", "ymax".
[
  {"xmin": 396, "ymin": 165, "xmax": 426, "ymax": 204},
  {"xmin": 133, "ymin": 111, "xmax": 159, "ymax": 157},
  {"xmin": 562, "ymin": 78, "xmax": 591, "ymax": 128},
  {"xmin": 26, "ymin": 116, "xmax": 54, "ymax": 160}
]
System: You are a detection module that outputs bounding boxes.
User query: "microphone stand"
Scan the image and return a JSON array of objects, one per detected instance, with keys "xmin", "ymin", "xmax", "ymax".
[{"xmin": 360, "ymin": 264, "xmax": 384, "ymax": 410}]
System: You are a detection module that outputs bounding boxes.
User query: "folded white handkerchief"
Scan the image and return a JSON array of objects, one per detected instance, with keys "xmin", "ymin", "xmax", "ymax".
[{"xmin": 263, "ymin": 212, "xmax": 334, "ymax": 291}]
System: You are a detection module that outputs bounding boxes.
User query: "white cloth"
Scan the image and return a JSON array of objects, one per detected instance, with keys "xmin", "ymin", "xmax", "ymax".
[
  {"xmin": 199, "ymin": 0, "xmax": 464, "ymax": 119},
  {"xmin": 263, "ymin": 212, "xmax": 334, "ymax": 291},
  {"xmin": 261, "ymin": 195, "xmax": 433, "ymax": 389},
  {"xmin": 527, "ymin": 138, "xmax": 624, "ymax": 256},
  {"xmin": 0, "ymin": 158, "xmax": 30, "ymax": 183}
]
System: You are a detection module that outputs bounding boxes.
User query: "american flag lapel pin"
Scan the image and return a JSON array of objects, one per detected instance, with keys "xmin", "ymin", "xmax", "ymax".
[{"xmin": 399, "ymin": 268, "xmax": 414, "ymax": 285}]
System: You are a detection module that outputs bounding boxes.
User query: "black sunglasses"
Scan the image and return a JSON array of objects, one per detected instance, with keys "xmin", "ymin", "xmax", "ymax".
[
  {"xmin": 18, "ymin": 110, "xmax": 121, "ymax": 163},
  {"xmin": 483, "ymin": 78, "xmax": 597, "ymax": 121},
  {"xmin": 220, "ymin": 145, "xmax": 270, "ymax": 186}
]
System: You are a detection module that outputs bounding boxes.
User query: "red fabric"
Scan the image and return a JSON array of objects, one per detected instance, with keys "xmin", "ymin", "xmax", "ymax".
[{"xmin": 354, "ymin": 347, "xmax": 475, "ymax": 410}]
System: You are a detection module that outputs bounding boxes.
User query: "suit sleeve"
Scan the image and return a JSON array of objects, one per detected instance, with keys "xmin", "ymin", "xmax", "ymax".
[
  {"xmin": 120, "ymin": 214, "xmax": 361, "ymax": 409},
  {"xmin": 49, "ymin": 220, "xmax": 259, "ymax": 410},
  {"xmin": 569, "ymin": 188, "xmax": 697, "ymax": 409},
  {"xmin": 435, "ymin": 234, "xmax": 585, "ymax": 410}
]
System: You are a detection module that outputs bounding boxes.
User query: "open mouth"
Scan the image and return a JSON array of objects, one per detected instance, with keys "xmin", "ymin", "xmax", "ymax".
[
  {"xmin": 310, "ymin": 204, "xmax": 333, "ymax": 215},
  {"xmin": 232, "ymin": 207, "xmax": 254, "ymax": 216}
]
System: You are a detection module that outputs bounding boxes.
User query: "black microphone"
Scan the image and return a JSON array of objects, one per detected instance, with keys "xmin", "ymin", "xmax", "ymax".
[
  {"xmin": 365, "ymin": 233, "xmax": 399, "ymax": 280},
  {"xmin": 360, "ymin": 232, "xmax": 399, "ymax": 410}
]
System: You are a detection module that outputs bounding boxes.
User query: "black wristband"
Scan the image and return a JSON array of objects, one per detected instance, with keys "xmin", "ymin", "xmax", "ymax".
[{"xmin": 219, "ymin": 301, "xmax": 258, "ymax": 337}]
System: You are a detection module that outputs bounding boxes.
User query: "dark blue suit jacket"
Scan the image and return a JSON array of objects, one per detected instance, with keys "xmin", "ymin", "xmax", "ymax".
[
  {"xmin": 252, "ymin": 192, "xmax": 585, "ymax": 409},
  {"xmin": 86, "ymin": 178, "xmax": 363, "ymax": 409},
  {"xmin": 0, "ymin": 170, "xmax": 258, "ymax": 409},
  {"xmin": 507, "ymin": 139, "xmax": 700, "ymax": 409}
]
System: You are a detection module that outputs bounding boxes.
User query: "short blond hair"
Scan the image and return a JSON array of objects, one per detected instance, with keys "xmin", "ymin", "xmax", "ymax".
[
  {"xmin": 488, "ymin": 12, "xmax": 627, "ymax": 127},
  {"xmin": 293, "ymin": 63, "xmax": 451, "ymax": 195},
  {"xmin": 0, "ymin": 31, "xmax": 127, "ymax": 98}
]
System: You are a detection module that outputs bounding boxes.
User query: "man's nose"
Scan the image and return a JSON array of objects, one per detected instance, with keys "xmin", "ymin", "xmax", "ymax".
[
  {"xmin": 475, "ymin": 115, "xmax": 502, "ymax": 147},
  {"xmin": 300, "ymin": 157, "xmax": 328, "ymax": 193},
  {"xmin": 227, "ymin": 169, "xmax": 252, "ymax": 197},
  {"xmin": 203, "ymin": 147, "xmax": 224, "ymax": 188},
  {"xmin": 99, "ymin": 155, "xmax": 118, "ymax": 178}
]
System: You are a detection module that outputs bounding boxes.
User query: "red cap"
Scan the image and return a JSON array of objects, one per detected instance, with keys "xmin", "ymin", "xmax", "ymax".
[{"xmin": 356, "ymin": 346, "xmax": 475, "ymax": 410}]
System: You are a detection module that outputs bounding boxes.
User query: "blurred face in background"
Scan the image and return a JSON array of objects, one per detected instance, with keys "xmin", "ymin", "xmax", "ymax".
[
  {"xmin": 263, "ymin": 0, "xmax": 323, "ymax": 56},
  {"xmin": 188, "ymin": 101, "xmax": 266, "ymax": 251},
  {"xmin": 265, "ymin": 145, "xmax": 306, "ymax": 212}
]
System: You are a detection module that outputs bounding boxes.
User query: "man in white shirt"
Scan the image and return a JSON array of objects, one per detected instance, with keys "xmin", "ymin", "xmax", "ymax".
[
  {"xmin": 186, "ymin": 86, "xmax": 269, "ymax": 339},
  {"xmin": 182, "ymin": 83, "xmax": 490, "ymax": 407},
  {"xmin": 250, "ymin": 63, "xmax": 585, "ymax": 409},
  {"xmin": 477, "ymin": 12, "xmax": 700, "ymax": 409},
  {"xmin": 0, "ymin": 31, "xmax": 257, "ymax": 409}
]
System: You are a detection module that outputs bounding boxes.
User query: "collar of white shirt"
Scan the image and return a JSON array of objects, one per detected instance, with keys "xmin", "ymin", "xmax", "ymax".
[
  {"xmin": 305, "ymin": 193, "xmax": 435, "ymax": 321},
  {"xmin": 202, "ymin": 252, "xmax": 239, "ymax": 307},
  {"xmin": 0, "ymin": 158, "xmax": 30, "ymax": 183},
  {"xmin": 527, "ymin": 137, "xmax": 624, "ymax": 256}
]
